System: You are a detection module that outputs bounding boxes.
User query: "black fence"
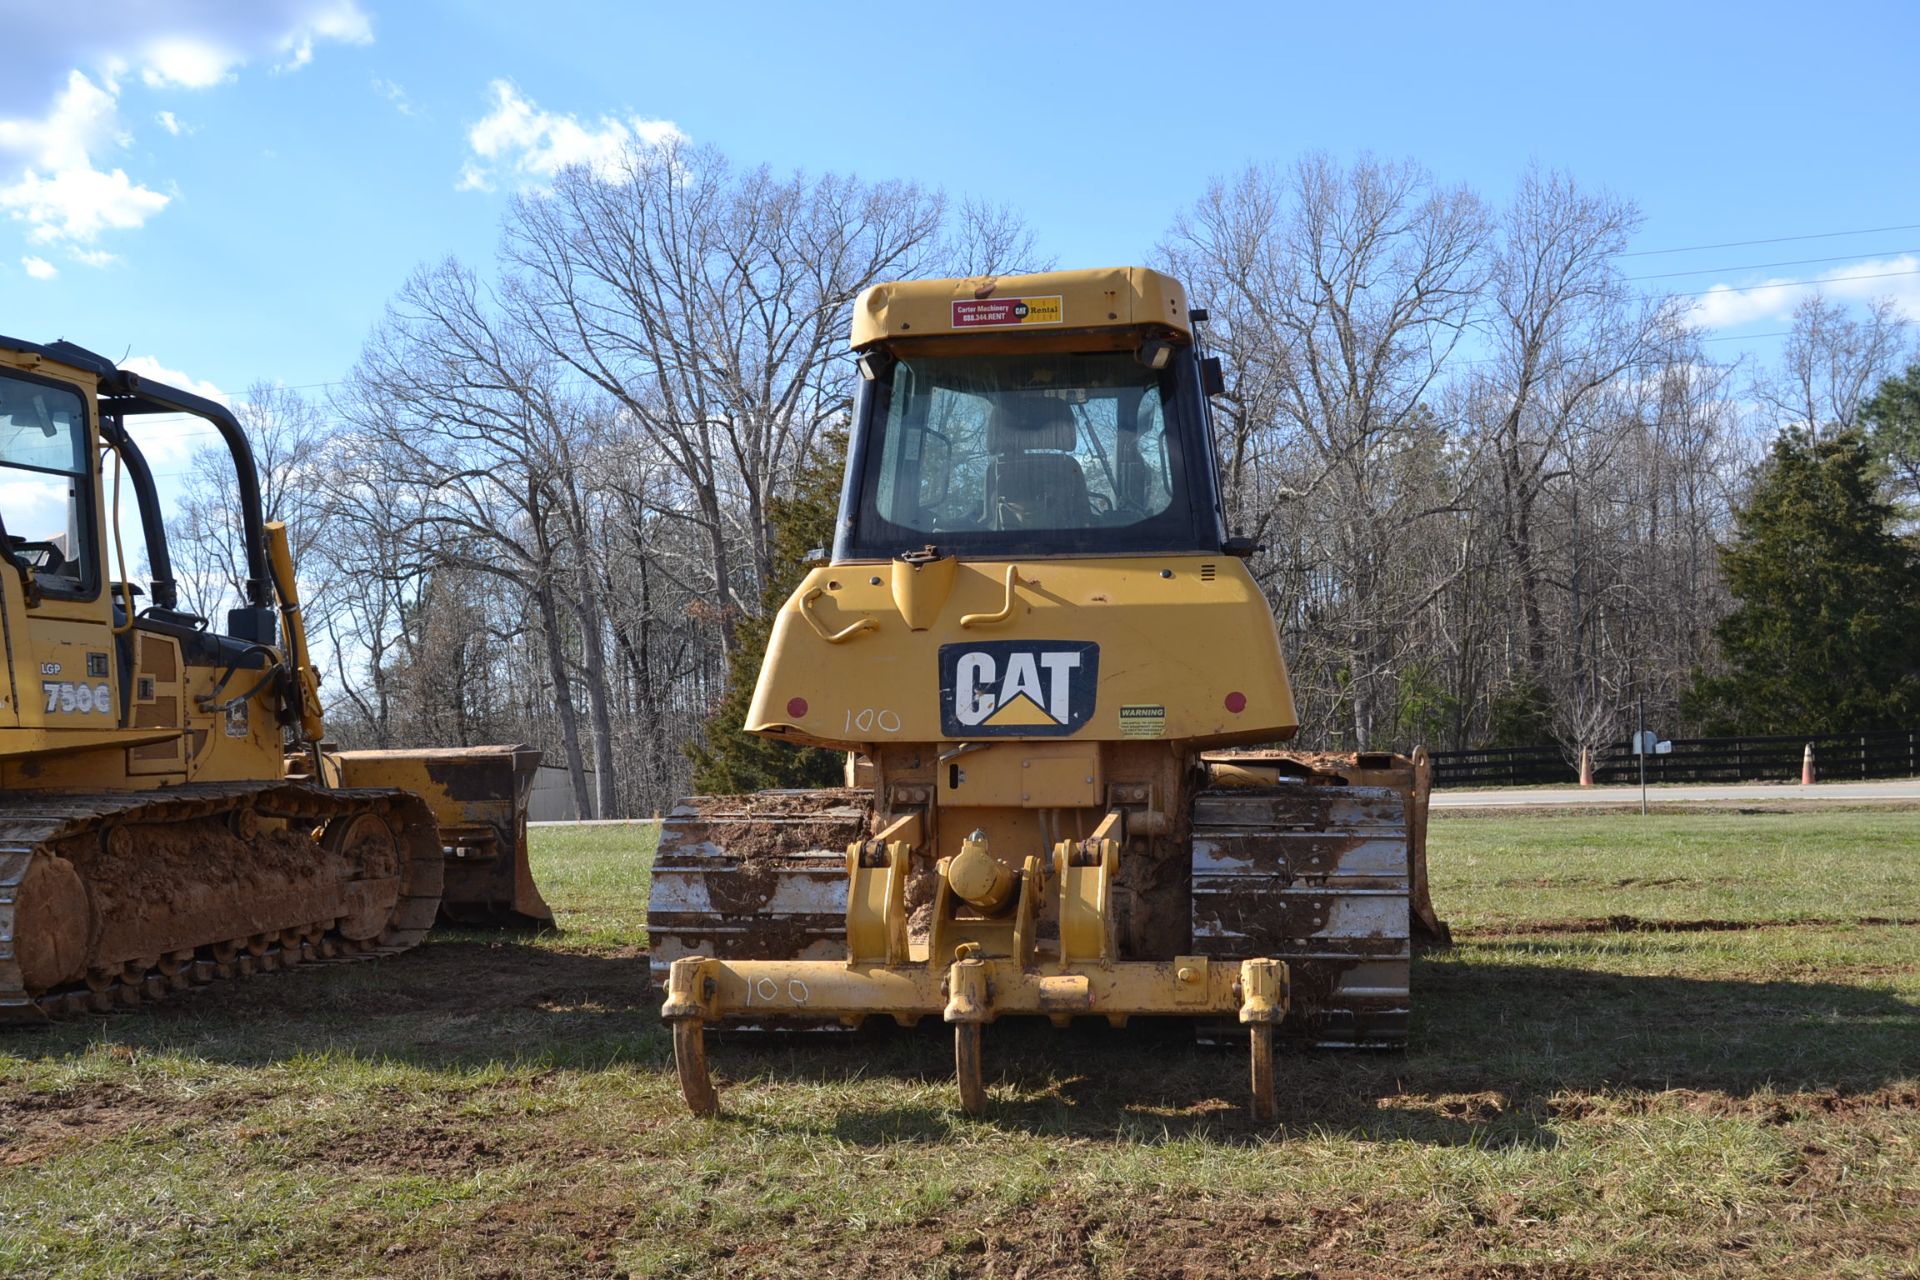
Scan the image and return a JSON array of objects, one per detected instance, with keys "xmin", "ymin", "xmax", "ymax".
[{"xmin": 1429, "ymin": 729, "xmax": 1920, "ymax": 789}]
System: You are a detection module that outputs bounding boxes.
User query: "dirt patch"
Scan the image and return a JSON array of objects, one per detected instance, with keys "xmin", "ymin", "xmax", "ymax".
[
  {"xmin": 1490, "ymin": 876, "xmax": 1738, "ymax": 890},
  {"xmin": 799, "ymin": 1191, "xmax": 1611, "ymax": 1280},
  {"xmin": 370, "ymin": 1186, "xmax": 637, "ymax": 1280},
  {"xmin": 1382, "ymin": 1090, "xmax": 1512, "ymax": 1125},
  {"xmin": 317, "ymin": 1115, "xmax": 509, "ymax": 1175},
  {"xmin": 1435, "ymin": 799, "xmax": 1920, "ymax": 819},
  {"xmin": 1549, "ymin": 1085, "xmax": 1920, "ymax": 1124},
  {"xmin": 1471, "ymin": 915, "xmax": 1920, "ymax": 937},
  {"xmin": 0, "ymin": 1081, "xmax": 252, "ymax": 1165},
  {"xmin": 664, "ymin": 790, "xmax": 872, "ymax": 863}
]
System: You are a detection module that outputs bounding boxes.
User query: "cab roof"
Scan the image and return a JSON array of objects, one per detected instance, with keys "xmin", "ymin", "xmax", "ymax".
[
  {"xmin": 1, "ymin": 333, "xmax": 238, "ymax": 424},
  {"xmin": 850, "ymin": 266, "xmax": 1191, "ymax": 350}
]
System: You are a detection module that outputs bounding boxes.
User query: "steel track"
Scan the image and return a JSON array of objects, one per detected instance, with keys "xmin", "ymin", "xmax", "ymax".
[
  {"xmin": 1191, "ymin": 782, "xmax": 1416, "ymax": 1047},
  {"xmin": 646, "ymin": 789, "xmax": 874, "ymax": 990},
  {"xmin": 0, "ymin": 781, "xmax": 442, "ymax": 1023}
]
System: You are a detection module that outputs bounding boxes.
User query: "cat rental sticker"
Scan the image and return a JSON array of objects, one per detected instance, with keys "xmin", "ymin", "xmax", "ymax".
[{"xmin": 951, "ymin": 295, "xmax": 1063, "ymax": 328}]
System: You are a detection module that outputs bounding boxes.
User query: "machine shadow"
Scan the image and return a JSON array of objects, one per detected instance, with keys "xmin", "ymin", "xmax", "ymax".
[
  {"xmin": 11, "ymin": 937, "xmax": 1915, "ymax": 1152},
  {"xmin": 719, "ymin": 943, "xmax": 1920, "ymax": 1147},
  {"xmin": 8, "ymin": 940, "xmax": 670, "ymax": 1072}
]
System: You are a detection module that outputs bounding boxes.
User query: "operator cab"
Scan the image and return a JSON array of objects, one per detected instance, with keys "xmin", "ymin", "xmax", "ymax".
[
  {"xmin": 837, "ymin": 268, "xmax": 1229, "ymax": 561},
  {"xmin": 0, "ymin": 337, "xmax": 278, "ymax": 642},
  {"xmin": 0, "ymin": 370, "xmax": 97, "ymax": 599}
]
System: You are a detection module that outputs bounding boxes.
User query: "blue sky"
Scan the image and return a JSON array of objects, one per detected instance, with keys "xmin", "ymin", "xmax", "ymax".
[{"xmin": 4, "ymin": 0, "xmax": 1919, "ymax": 423}]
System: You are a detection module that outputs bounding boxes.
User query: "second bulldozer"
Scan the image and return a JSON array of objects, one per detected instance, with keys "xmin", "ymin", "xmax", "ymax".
[
  {"xmin": 0, "ymin": 335, "xmax": 548, "ymax": 1025},
  {"xmin": 651, "ymin": 267, "xmax": 1447, "ymax": 1117}
]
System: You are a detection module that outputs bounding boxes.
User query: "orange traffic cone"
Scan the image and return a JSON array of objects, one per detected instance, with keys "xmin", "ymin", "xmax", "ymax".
[
  {"xmin": 1801, "ymin": 743, "xmax": 1815, "ymax": 786},
  {"xmin": 1578, "ymin": 746, "xmax": 1593, "ymax": 786}
]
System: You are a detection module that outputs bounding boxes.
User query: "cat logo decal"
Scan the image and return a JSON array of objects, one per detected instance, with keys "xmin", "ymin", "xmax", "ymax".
[{"xmin": 938, "ymin": 641, "xmax": 1099, "ymax": 737}]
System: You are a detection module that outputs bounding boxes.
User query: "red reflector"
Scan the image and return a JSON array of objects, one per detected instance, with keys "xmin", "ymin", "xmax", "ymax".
[
  {"xmin": 786, "ymin": 697, "xmax": 809, "ymax": 718},
  {"xmin": 1224, "ymin": 691, "xmax": 1247, "ymax": 714}
]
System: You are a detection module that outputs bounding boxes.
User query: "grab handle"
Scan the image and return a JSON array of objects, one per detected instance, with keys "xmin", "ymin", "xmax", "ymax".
[
  {"xmin": 799, "ymin": 587, "xmax": 878, "ymax": 644},
  {"xmin": 960, "ymin": 566, "xmax": 1023, "ymax": 629}
]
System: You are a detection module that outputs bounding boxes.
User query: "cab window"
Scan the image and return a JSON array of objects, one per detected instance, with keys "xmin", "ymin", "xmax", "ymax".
[
  {"xmin": 871, "ymin": 352, "xmax": 1177, "ymax": 537},
  {"xmin": 0, "ymin": 371, "xmax": 96, "ymax": 597}
]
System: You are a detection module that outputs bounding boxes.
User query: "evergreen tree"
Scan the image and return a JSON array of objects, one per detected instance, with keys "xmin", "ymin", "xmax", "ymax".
[
  {"xmin": 1685, "ymin": 428, "xmax": 1920, "ymax": 735},
  {"xmin": 686, "ymin": 429, "xmax": 851, "ymax": 793},
  {"xmin": 1863, "ymin": 362, "xmax": 1920, "ymax": 508}
]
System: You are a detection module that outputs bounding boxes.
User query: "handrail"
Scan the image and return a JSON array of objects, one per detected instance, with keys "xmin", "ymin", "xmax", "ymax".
[
  {"xmin": 960, "ymin": 565, "xmax": 1023, "ymax": 629},
  {"xmin": 799, "ymin": 587, "xmax": 878, "ymax": 644},
  {"xmin": 99, "ymin": 440, "xmax": 136, "ymax": 636}
]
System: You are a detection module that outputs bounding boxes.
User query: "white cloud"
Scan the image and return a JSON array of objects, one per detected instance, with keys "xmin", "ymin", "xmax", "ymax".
[
  {"xmin": 22, "ymin": 255, "xmax": 57, "ymax": 279},
  {"xmin": 455, "ymin": 160, "xmax": 493, "ymax": 193},
  {"xmin": 0, "ymin": 4, "xmax": 373, "ymax": 251},
  {"xmin": 371, "ymin": 77, "xmax": 413, "ymax": 116},
  {"xmin": 2, "ymin": 161, "xmax": 171, "ymax": 244},
  {"xmin": 276, "ymin": 1, "xmax": 373, "ymax": 72},
  {"xmin": 139, "ymin": 37, "xmax": 238, "ymax": 90},
  {"xmin": 71, "ymin": 248, "xmax": 119, "ymax": 268},
  {"xmin": 459, "ymin": 80, "xmax": 685, "ymax": 191},
  {"xmin": 120, "ymin": 355, "xmax": 230, "ymax": 407},
  {"xmin": 4, "ymin": 4, "xmax": 375, "ymax": 109},
  {"xmin": 0, "ymin": 477, "xmax": 71, "ymax": 543},
  {"xmin": 0, "ymin": 69, "xmax": 169, "ymax": 244},
  {"xmin": 1691, "ymin": 254, "xmax": 1920, "ymax": 329},
  {"xmin": 0, "ymin": 69, "xmax": 123, "ymax": 171}
]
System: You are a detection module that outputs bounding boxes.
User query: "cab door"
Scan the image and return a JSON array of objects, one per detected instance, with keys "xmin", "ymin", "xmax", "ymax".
[{"xmin": 0, "ymin": 365, "xmax": 120, "ymax": 741}]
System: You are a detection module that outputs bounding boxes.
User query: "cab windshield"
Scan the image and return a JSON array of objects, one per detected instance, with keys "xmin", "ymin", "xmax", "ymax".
[{"xmin": 847, "ymin": 350, "xmax": 1215, "ymax": 558}]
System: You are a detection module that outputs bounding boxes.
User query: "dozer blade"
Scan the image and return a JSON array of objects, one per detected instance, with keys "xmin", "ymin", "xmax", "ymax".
[
  {"xmin": 647, "ymin": 789, "xmax": 872, "ymax": 989},
  {"xmin": 332, "ymin": 745, "xmax": 551, "ymax": 927}
]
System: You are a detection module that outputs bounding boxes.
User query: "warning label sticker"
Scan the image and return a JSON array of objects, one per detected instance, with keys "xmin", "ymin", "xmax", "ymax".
[
  {"xmin": 951, "ymin": 295, "xmax": 1063, "ymax": 329},
  {"xmin": 1118, "ymin": 704, "xmax": 1166, "ymax": 739}
]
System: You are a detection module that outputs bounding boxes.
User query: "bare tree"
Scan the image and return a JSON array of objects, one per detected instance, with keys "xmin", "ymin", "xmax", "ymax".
[
  {"xmin": 251, "ymin": 145, "xmax": 1913, "ymax": 789},
  {"xmin": 1754, "ymin": 293, "xmax": 1909, "ymax": 440},
  {"xmin": 500, "ymin": 140, "xmax": 946, "ymax": 635},
  {"xmin": 943, "ymin": 198, "xmax": 1055, "ymax": 278},
  {"xmin": 340, "ymin": 258, "xmax": 618, "ymax": 818},
  {"xmin": 1164, "ymin": 153, "xmax": 1491, "ymax": 747},
  {"xmin": 1467, "ymin": 167, "xmax": 1676, "ymax": 702},
  {"xmin": 165, "ymin": 381, "xmax": 330, "ymax": 620}
]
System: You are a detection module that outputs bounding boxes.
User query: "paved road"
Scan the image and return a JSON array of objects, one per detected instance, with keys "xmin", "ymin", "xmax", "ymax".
[
  {"xmin": 1432, "ymin": 778, "xmax": 1920, "ymax": 808},
  {"xmin": 527, "ymin": 780, "xmax": 1920, "ymax": 823},
  {"xmin": 529, "ymin": 817, "xmax": 662, "ymax": 827}
]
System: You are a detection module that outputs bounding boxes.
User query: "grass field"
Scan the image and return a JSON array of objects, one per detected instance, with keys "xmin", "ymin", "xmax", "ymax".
[{"xmin": 2, "ymin": 809, "xmax": 1917, "ymax": 1278}]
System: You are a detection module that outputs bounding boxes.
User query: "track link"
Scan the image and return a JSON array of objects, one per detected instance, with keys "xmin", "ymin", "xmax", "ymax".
[{"xmin": 0, "ymin": 781, "xmax": 443, "ymax": 1023}]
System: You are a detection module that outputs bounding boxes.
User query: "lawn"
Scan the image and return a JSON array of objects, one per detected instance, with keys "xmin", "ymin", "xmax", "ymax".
[{"xmin": 1, "ymin": 810, "xmax": 1916, "ymax": 1278}]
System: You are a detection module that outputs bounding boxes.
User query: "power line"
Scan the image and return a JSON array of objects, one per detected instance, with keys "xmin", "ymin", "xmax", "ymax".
[
  {"xmin": 1626, "ymin": 248, "xmax": 1920, "ymax": 282},
  {"xmin": 1621, "ymin": 222, "xmax": 1920, "ymax": 258},
  {"xmin": 1699, "ymin": 329, "xmax": 1789, "ymax": 343},
  {"xmin": 1672, "ymin": 267, "xmax": 1920, "ymax": 299}
]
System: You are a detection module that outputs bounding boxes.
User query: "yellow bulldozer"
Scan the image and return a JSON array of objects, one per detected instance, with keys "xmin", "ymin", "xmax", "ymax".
[
  {"xmin": 0, "ymin": 335, "xmax": 548, "ymax": 1023},
  {"xmin": 651, "ymin": 266, "xmax": 1449, "ymax": 1119}
]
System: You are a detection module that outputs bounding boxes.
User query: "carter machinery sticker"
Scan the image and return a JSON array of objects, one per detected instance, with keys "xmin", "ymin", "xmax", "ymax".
[{"xmin": 951, "ymin": 295, "xmax": 1063, "ymax": 328}]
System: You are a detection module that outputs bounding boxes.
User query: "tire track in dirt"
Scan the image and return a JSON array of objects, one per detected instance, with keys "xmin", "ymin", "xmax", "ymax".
[{"xmin": 1468, "ymin": 914, "xmax": 1920, "ymax": 937}]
